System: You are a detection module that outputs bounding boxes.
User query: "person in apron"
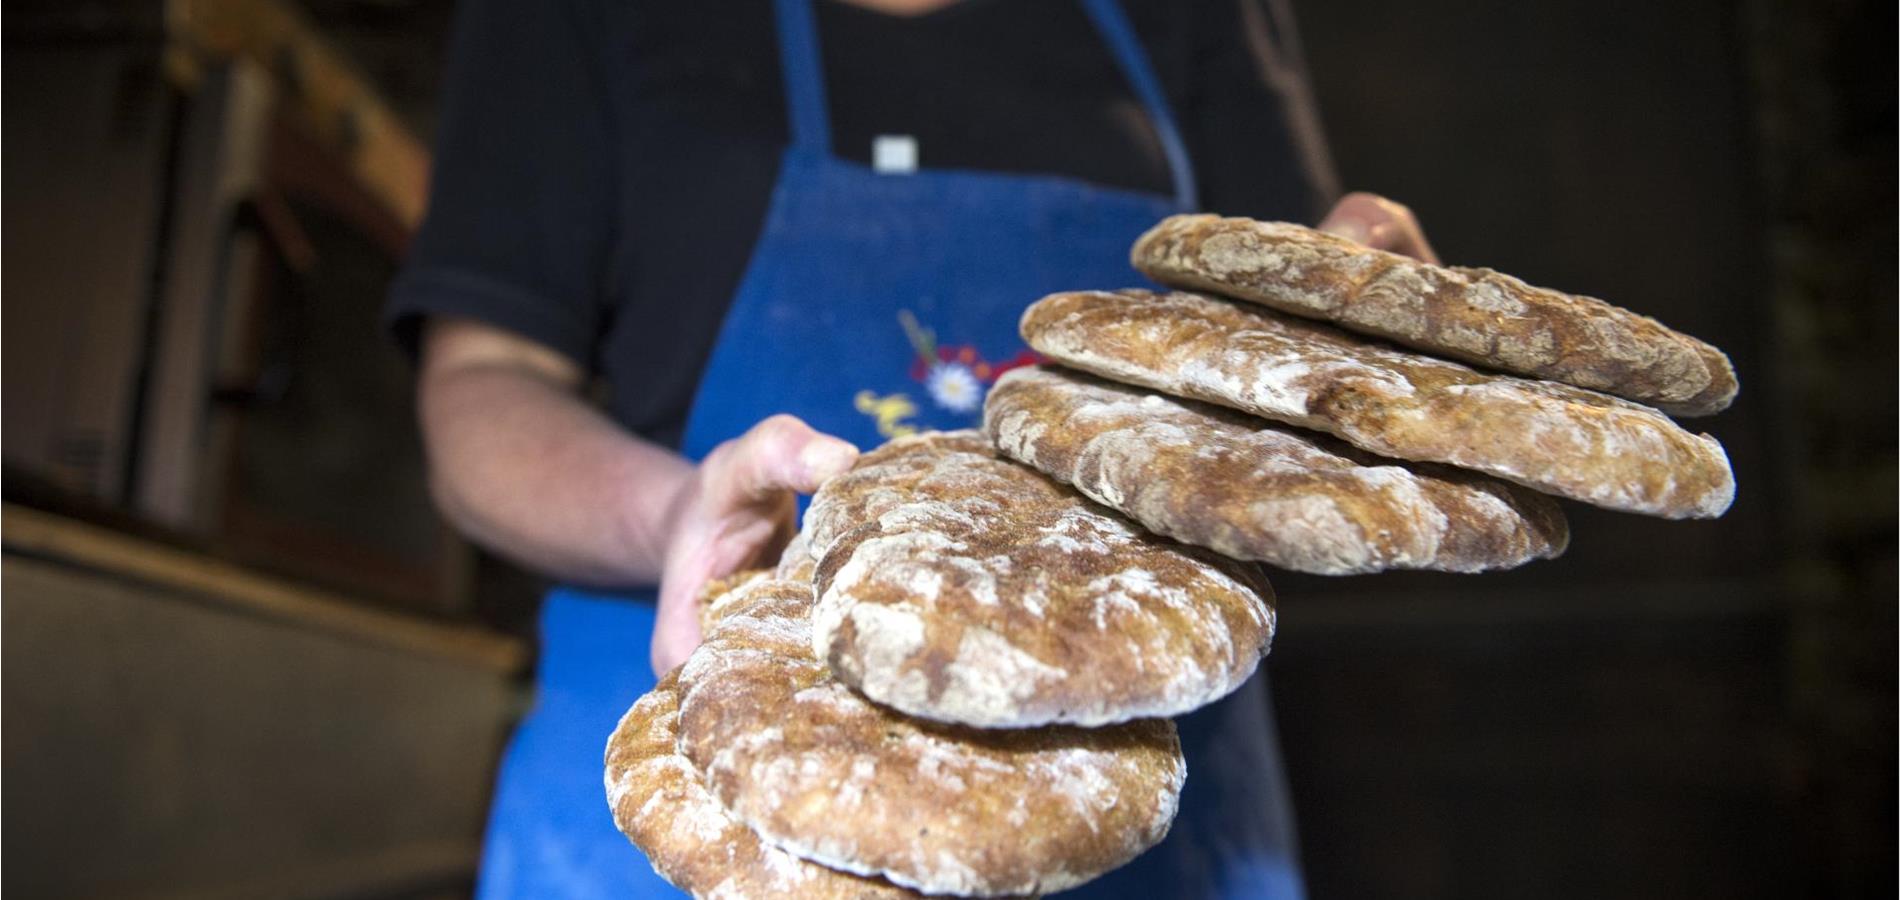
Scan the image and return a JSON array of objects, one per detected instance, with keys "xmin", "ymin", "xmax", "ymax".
[{"xmin": 402, "ymin": 1, "xmax": 1440, "ymax": 896}]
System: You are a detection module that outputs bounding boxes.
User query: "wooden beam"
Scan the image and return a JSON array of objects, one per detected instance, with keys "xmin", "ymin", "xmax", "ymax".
[
  {"xmin": 3, "ymin": 504, "xmax": 526, "ymax": 674},
  {"xmin": 164, "ymin": 0, "xmax": 430, "ymax": 230}
]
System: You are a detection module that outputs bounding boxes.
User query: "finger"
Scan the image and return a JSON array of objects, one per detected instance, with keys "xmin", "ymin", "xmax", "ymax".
[
  {"xmin": 1318, "ymin": 191, "xmax": 1441, "ymax": 264},
  {"xmin": 652, "ymin": 524, "xmax": 723, "ymax": 676},
  {"xmin": 713, "ymin": 414, "xmax": 860, "ymax": 504},
  {"xmin": 650, "ymin": 506, "xmax": 792, "ymax": 675},
  {"xmin": 650, "ymin": 572, "xmax": 703, "ymax": 675}
]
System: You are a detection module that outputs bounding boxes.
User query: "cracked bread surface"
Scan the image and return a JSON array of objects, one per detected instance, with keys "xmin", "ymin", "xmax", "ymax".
[
  {"xmin": 675, "ymin": 578, "xmax": 1182, "ymax": 896},
  {"xmin": 603, "ymin": 668, "xmax": 923, "ymax": 899},
  {"xmin": 805, "ymin": 430, "xmax": 1276, "ymax": 728},
  {"xmin": 1020, "ymin": 289, "xmax": 1734, "ymax": 519},
  {"xmin": 1132, "ymin": 214, "xmax": 1737, "ymax": 416},
  {"xmin": 984, "ymin": 365, "xmax": 1570, "ymax": 574}
]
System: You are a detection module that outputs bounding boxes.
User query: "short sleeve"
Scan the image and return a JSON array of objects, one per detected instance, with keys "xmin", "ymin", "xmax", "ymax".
[{"xmin": 384, "ymin": 0, "xmax": 615, "ymax": 366}]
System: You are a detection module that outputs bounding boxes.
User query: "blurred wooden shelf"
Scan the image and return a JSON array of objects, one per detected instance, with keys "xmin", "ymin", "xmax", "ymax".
[
  {"xmin": 2, "ymin": 503, "xmax": 525, "ymax": 674},
  {"xmin": 3, "ymin": 528, "xmax": 524, "ymax": 899}
]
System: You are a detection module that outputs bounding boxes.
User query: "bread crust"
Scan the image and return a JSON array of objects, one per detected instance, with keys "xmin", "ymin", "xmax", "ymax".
[
  {"xmin": 695, "ymin": 568, "xmax": 773, "ymax": 633},
  {"xmin": 1132, "ymin": 215, "xmax": 1737, "ymax": 416},
  {"xmin": 1020, "ymin": 290, "xmax": 1734, "ymax": 519},
  {"xmin": 805, "ymin": 431, "xmax": 1275, "ymax": 727},
  {"xmin": 775, "ymin": 527, "xmax": 819, "ymax": 583},
  {"xmin": 984, "ymin": 365, "xmax": 1570, "ymax": 574},
  {"xmin": 603, "ymin": 669, "xmax": 920, "ymax": 899},
  {"xmin": 675, "ymin": 578, "xmax": 1182, "ymax": 897}
]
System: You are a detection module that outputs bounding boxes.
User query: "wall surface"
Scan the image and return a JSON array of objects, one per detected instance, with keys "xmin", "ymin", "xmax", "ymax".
[{"xmin": 1278, "ymin": 0, "xmax": 1895, "ymax": 896}]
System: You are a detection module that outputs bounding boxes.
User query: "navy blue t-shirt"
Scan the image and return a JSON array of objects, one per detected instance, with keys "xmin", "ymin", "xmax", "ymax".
[{"xmin": 387, "ymin": 0, "xmax": 1335, "ymax": 448}]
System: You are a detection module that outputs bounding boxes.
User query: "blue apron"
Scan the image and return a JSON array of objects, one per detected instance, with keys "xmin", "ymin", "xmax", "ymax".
[{"xmin": 477, "ymin": 1, "xmax": 1306, "ymax": 896}]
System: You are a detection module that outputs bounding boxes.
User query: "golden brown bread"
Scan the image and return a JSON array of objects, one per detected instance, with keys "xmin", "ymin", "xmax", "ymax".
[
  {"xmin": 603, "ymin": 669, "xmax": 921, "ymax": 900},
  {"xmin": 775, "ymin": 527, "xmax": 818, "ymax": 583},
  {"xmin": 694, "ymin": 568, "xmax": 773, "ymax": 633},
  {"xmin": 1132, "ymin": 215, "xmax": 1738, "ymax": 416},
  {"xmin": 984, "ymin": 365, "xmax": 1571, "ymax": 574},
  {"xmin": 804, "ymin": 430, "xmax": 1276, "ymax": 727},
  {"xmin": 675, "ymin": 578, "xmax": 1183, "ymax": 897},
  {"xmin": 1020, "ymin": 289, "xmax": 1735, "ymax": 519},
  {"xmin": 801, "ymin": 430, "xmax": 996, "ymax": 560}
]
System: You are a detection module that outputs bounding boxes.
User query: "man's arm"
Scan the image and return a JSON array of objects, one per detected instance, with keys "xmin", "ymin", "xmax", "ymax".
[
  {"xmin": 419, "ymin": 316, "xmax": 690, "ymax": 584},
  {"xmin": 416, "ymin": 316, "xmax": 858, "ymax": 672}
]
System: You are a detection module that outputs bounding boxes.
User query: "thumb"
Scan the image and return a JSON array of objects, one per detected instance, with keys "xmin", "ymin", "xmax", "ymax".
[
  {"xmin": 713, "ymin": 414, "xmax": 860, "ymax": 504},
  {"xmin": 650, "ymin": 593, "xmax": 701, "ymax": 675}
]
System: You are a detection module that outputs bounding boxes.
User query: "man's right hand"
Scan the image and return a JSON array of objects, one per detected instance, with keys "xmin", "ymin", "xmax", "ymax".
[
  {"xmin": 417, "ymin": 319, "xmax": 857, "ymax": 676},
  {"xmin": 650, "ymin": 415, "xmax": 858, "ymax": 675}
]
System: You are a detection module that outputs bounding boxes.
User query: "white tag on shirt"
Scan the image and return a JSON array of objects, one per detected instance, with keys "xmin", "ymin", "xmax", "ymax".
[{"xmin": 872, "ymin": 134, "xmax": 919, "ymax": 174}]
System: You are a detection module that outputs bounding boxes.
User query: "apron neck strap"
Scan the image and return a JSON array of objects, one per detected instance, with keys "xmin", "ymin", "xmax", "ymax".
[
  {"xmin": 774, "ymin": 0, "xmax": 835, "ymax": 156},
  {"xmin": 772, "ymin": 0, "xmax": 1199, "ymax": 210},
  {"xmin": 1078, "ymin": 0, "xmax": 1199, "ymax": 210}
]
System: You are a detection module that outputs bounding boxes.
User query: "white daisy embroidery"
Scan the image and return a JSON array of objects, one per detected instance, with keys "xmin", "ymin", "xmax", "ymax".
[{"xmin": 926, "ymin": 362, "xmax": 983, "ymax": 412}]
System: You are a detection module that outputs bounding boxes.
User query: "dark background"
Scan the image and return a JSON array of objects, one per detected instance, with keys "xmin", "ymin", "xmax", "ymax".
[
  {"xmin": 1279, "ymin": 1, "xmax": 1894, "ymax": 896},
  {"xmin": 4, "ymin": 0, "xmax": 1893, "ymax": 897}
]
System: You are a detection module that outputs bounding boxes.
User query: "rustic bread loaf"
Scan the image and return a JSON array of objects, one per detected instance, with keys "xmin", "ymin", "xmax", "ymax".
[
  {"xmin": 1020, "ymin": 289, "xmax": 1734, "ymax": 519},
  {"xmin": 802, "ymin": 430, "xmax": 996, "ymax": 563},
  {"xmin": 1132, "ymin": 215, "xmax": 1738, "ymax": 416},
  {"xmin": 603, "ymin": 669, "xmax": 920, "ymax": 900},
  {"xmin": 775, "ymin": 527, "xmax": 818, "ymax": 584},
  {"xmin": 804, "ymin": 430, "xmax": 1276, "ymax": 727},
  {"xmin": 694, "ymin": 568, "xmax": 773, "ymax": 633},
  {"xmin": 675, "ymin": 577, "xmax": 1183, "ymax": 897},
  {"xmin": 984, "ymin": 365, "xmax": 1571, "ymax": 574}
]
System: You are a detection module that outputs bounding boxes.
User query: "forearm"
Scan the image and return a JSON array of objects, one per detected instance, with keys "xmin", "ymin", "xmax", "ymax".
[{"xmin": 419, "ymin": 359, "xmax": 692, "ymax": 586}]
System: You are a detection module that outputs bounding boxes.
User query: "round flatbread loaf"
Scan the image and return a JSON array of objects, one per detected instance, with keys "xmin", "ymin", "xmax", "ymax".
[
  {"xmin": 1132, "ymin": 214, "xmax": 1738, "ymax": 416},
  {"xmin": 1021, "ymin": 289, "xmax": 1735, "ymax": 519},
  {"xmin": 804, "ymin": 430, "xmax": 1276, "ymax": 728},
  {"xmin": 604, "ymin": 669, "xmax": 919, "ymax": 899},
  {"xmin": 985, "ymin": 365, "xmax": 1571, "ymax": 574},
  {"xmin": 695, "ymin": 568, "xmax": 774, "ymax": 633},
  {"xmin": 775, "ymin": 527, "xmax": 819, "ymax": 584},
  {"xmin": 802, "ymin": 430, "xmax": 997, "ymax": 561},
  {"xmin": 676, "ymin": 578, "xmax": 1184, "ymax": 897}
]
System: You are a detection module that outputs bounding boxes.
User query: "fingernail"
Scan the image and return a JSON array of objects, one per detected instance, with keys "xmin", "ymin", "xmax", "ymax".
[{"xmin": 798, "ymin": 438, "xmax": 859, "ymax": 481}]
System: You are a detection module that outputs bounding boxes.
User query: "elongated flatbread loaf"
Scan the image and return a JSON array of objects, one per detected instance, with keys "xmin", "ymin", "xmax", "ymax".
[
  {"xmin": 805, "ymin": 430, "xmax": 1275, "ymax": 727},
  {"xmin": 1020, "ymin": 289, "xmax": 1734, "ymax": 519},
  {"xmin": 1132, "ymin": 215, "xmax": 1737, "ymax": 416},
  {"xmin": 984, "ymin": 365, "xmax": 1570, "ymax": 574},
  {"xmin": 676, "ymin": 578, "xmax": 1182, "ymax": 897}
]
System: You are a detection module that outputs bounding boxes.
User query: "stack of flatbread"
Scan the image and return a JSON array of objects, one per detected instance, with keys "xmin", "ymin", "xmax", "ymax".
[
  {"xmin": 605, "ymin": 431, "xmax": 1265, "ymax": 897},
  {"xmin": 604, "ymin": 215, "xmax": 1738, "ymax": 897}
]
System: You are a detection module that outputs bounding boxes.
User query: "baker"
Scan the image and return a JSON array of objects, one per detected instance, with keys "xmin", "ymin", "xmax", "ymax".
[{"xmin": 387, "ymin": 0, "xmax": 1437, "ymax": 896}]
